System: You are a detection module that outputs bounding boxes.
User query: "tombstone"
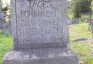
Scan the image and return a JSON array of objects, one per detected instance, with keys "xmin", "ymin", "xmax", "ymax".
[
  {"xmin": 3, "ymin": 0, "xmax": 78, "ymax": 64},
  {"xmin": 67, "ymin": 18, "xmax": 72, "ymax": 25},
  {"xmin": 0, "ymin": 12, "xmax": 4, "ymax": 29},
  {"xmin": 0, "ymin": 12, "xmax": 11, "ymax": 35},
  {"xmin": 1, "ymin": 26, "xmax": 11, "ymax": 35},
  {"xmin": 72, "ymin": 18, "xmax": 80, "ymax": 24},
  {"xmin": 86, "ymin": 18, "xmax": 89, "ymax": 23}
]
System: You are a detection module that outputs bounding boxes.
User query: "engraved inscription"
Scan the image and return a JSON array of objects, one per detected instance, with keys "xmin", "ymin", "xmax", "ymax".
[
  {"xmin": 18, "ymin": 19, "xmax": 60, "ymax": 26},
  {"xmin": 16, "ymin": 0, "xmax": 63, "ymax": 44},
  {"xmin": 21, "ymin": 10, "xmax": 56, "ymax": 18},
  {"xmin": 20, "ymin": 36, "xmax": 63, "ymax": 44},
  {"xmin": 28, "ymin": 0, "xmax": 51, "ymax": 8}
]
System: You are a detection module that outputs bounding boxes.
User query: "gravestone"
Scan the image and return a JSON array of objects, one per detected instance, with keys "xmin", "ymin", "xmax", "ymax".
[
  {"xmin": 3, "ymin": 0, "xmax": 78, "ymax": 64},
  {"xmin": 0, "ymin": 12, "xmax": 11, "ymax": 35},
  {"xmin": 0, "ymin": 12, "xmax": 4, "ymax": 29}
]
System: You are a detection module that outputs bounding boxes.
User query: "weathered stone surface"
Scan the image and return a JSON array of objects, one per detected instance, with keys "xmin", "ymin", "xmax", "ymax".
[
  {"xmin": 3, "ymin": 0, "xmax": 78, "ymax": 64},
  {"xmin": 11, "ymin": 0, "xmax": 69, "ymax": 49},
  {"xmin": 3, "ymin": 48, "xmax": 78, "ymax": 64}
]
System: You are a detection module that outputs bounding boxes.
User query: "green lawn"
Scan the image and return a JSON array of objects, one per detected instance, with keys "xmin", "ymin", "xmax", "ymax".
[
  {"xmin": 0, "ymin": 30, "xmax": 12, "ymax": 64},
  {"xmin": 70, "ymin": 23, "xmax": 91, "ymax": 41},
  {"xmin": 0, "ymin": 23, "xmax": 93, "ymax": 64},
  {"xmin": 69, "ymin": 23, "xmax": 93, "ymax": 64}
]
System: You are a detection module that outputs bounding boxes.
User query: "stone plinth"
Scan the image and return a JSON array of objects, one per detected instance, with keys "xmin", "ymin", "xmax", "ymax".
[{"xmin": 3, "ymin": 48, "xmax": 78, "ymax": 64}]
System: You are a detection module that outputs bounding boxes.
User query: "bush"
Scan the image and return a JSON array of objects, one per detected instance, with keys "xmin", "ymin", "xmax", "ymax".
[
  {"xmin": 73, "ymin": 0, "xmax": 92, "ymax": 18},
  {"xmin": 73, "ymin": 0, "xmax": 81, "ymax": 18}
]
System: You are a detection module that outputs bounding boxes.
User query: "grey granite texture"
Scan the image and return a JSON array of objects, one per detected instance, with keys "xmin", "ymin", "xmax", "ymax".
[
  {"xmin": 11, "ymin": 0, "xmax": 69, "ymax": 49},
  {"xmin": 3, "ymin": 48, "xmax": 78, "ymax": 64}
]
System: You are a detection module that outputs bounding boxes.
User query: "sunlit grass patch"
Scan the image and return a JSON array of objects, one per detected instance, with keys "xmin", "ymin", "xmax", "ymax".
[{"xmin": 0, "ymin": 30, "xmax": 12, "ymax": 64}]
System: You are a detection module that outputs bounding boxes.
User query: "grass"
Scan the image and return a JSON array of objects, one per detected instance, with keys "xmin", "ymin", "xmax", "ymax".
[
  {"xmin": 0, "ymin": 23, "xmax": 93, "ymax": 64},
  {"xmin": 70, "ymin": 23, "xmax": 91, "ymax": 40},
  {"xmin": 69, "ymin": 23, "xmax": 93, "ymax": 64},
  {"xmin": 0, "ymin": 30, "xmax": 12, "ymax": 64}
]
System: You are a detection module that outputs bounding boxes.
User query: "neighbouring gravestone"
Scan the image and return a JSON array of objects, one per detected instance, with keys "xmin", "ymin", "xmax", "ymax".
[
  {"xmin": 0, "ymin": 12, "xmax": 11, "ymax": 35},
  {"xmin": 1, "ymin": 21, "xmax": 11, "ymax": 35},
  {"xmin": 3, "ymin": 0, "xmax": 78, "ymax": 64},
  {"xmin": 0, "ymin": 12, "xmax": 4, "ymax": 29}
]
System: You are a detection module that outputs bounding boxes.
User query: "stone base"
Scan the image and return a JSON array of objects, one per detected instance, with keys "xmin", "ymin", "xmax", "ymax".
[{"xmin": 3, "ymin": 48, "xmax": 78, "ymax": 64}]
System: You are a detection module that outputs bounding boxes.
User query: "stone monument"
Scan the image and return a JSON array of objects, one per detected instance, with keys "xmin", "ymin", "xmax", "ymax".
[
  {"xmin": 3, "ymin": 0, "xmax": 78, "ymax": 64},
  {"xmin": 0, "ymin": 12, "xmax": 11, "ymax": 35}
]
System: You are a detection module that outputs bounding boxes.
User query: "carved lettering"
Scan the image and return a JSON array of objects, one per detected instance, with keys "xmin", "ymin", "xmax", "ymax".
[
  {"xmin": 21, "ymin": 36, "xmax": 63, "ymax": 44},
  {"xmin": 21, "ymin": 10, "xmax": 56, "ymax": 18},
  {"xmin": 17, "ymin": 0, "xmax": 63, "ymax": 45},
  {"xmin": 28, "ymin": 0, "xmax": 51, "ymax": 8}
]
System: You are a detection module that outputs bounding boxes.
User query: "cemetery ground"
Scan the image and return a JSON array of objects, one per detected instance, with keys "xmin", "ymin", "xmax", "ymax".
[{"xmin": 0, "ymin": 23, "xmax": 93, "ymax": 64}]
